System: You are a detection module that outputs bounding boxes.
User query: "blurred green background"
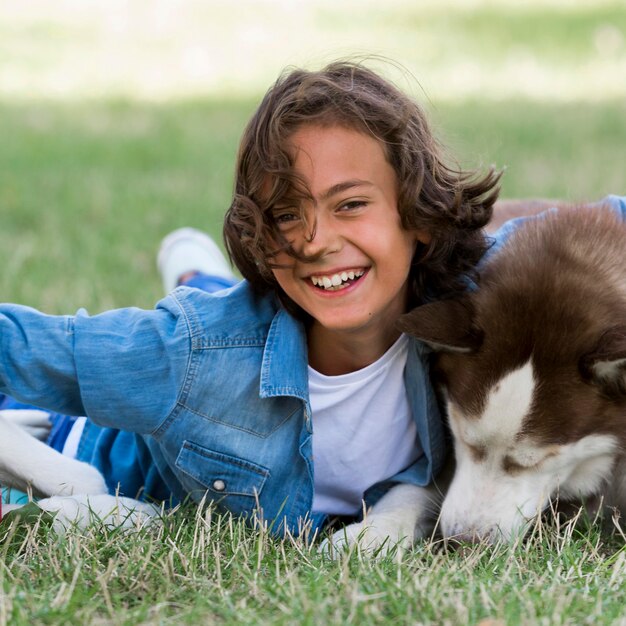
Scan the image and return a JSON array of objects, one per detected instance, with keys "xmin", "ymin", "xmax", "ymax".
[{"xmin": 1, "ymin": 0, "xmax": 624, "ymax": 313}]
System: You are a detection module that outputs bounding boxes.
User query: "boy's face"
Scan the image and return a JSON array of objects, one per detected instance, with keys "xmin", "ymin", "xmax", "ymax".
[{"xmin": 270, "ymin": 124, "xmax": 429, "ymax": 353}]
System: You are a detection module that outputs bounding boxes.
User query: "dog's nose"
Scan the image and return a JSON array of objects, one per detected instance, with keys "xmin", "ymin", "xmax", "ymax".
[
  {"xmin": 443, "ymin": 522, "xmax": 499, "ymax": 547},
  {"xmin": 445, "ymin": 531, "xmax": 484, "ymax": 548}
]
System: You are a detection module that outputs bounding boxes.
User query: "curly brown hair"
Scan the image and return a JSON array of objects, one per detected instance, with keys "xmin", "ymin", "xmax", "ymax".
[{"xmin": 223, "ymin": 60, "xmax": 501, "ymax": 316}]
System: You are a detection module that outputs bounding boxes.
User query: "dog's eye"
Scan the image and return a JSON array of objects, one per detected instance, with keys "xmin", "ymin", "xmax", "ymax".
[
  {"xmin": 502, "ymin": 448, "xmax": 558, "ymax": 475},
  {"xmin": 468, "ymin": 443, "xmax": 487, "ymax": 462},
  {"xmin": 502, "ymin": 455, "xmax": 528, "ymax": 476},
  {"xmin": 502, "ymin": 455, "xmax": 535, "ymax": 475}
]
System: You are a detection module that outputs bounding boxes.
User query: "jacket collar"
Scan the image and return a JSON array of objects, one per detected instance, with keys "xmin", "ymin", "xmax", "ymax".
[{"xmin": 260, "ymin": 307, "xmax": 309, "ymax": 402}]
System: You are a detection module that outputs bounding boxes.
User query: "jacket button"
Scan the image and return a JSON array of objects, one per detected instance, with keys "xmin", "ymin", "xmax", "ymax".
[{"xmin": 212, "ymin": 479, "xmax": 226, "ymax": 492}]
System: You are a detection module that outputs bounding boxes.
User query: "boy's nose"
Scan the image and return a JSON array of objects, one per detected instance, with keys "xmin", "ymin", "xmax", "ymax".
[{"xmin": 299, "ymin": 212, "xmax": 340, "ymax": 257}]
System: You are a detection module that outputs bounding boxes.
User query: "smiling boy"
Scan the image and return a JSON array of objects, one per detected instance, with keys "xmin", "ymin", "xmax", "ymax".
[{"xmin": 1, "ymin": 61, "xmax": 499, "ymax": 542}]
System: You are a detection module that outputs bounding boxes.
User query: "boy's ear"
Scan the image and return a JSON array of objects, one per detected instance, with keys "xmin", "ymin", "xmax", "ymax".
[
  {"xmin": 414, "ymin": 229, "xmax": 432, "ymax": 246},
  {"xmin": 397, "ymin": 297, "xmax": 482, "ymax": 353},
  {"xmin": 579, "ymin": 326, "xmax": 626, "ymax": 397}
]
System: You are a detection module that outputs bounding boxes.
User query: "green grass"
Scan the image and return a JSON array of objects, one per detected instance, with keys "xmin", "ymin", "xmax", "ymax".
[
  {"xmin": 2, "ymin": 505, "xmax": 626, "ymax": 625},
  {"xmin": 0, "ymin": 100, "xmax": 248, "ymax": 312},
  {"xmin": 1, "ymin": 1, "xmax": 625, "ymax": 102},
  {"xmin": 383, "ymin": 4, "xmax": 626, "ymax": 63},
  {"xmin": 436, "ymin": 99, "xmax": 626, "ymax": 199}
]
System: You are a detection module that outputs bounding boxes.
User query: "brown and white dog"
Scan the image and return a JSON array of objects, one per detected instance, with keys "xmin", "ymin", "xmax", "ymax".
[{"xmin": 326, "ymin": 203, "xmax": 625, "ymax": 552}]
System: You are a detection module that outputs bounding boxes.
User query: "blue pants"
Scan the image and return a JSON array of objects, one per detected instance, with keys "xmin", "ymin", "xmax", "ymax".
[{"xmin": 1, "ymin": 272, "xmax": 237, "ymax": 503}]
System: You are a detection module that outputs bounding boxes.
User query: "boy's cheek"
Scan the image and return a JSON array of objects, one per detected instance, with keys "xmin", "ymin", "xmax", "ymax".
[
  {"xmin": 270, "ymin": 249, "xmax": 296, "ymax": 272},
  {"xmin": 270, "ymin": 263, "xmax": 297, "ymax": 293}
]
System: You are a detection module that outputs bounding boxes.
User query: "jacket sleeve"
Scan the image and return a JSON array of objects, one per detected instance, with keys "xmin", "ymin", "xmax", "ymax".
[
  {"xmin": 0, "ymin": 294, "xmax": 191, "ymax": 435},
  {"xmin": 605, "ymin": 194, "xmax": 626, "ymax": 220}
]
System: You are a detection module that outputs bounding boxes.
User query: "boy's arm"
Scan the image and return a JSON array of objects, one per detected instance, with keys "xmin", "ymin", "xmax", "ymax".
[{"xmin": 0, "ymin": 298, "xmax": 190, "ymax": 434}]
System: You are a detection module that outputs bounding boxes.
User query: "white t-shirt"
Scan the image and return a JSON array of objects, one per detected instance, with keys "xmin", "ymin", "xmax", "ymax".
[{"xmin": 309, "ymin": 334, "xmax": 423, "ymax": 516}]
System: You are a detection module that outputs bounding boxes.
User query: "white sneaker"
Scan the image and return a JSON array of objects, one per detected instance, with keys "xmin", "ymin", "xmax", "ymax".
[{"xmin": 157, "ymin": 228, "xmax": 235, "ymax": 294}]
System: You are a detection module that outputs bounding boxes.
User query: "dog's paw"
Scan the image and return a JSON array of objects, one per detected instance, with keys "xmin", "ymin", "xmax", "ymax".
[
  {"xmin": 37, "ymin": 494, "xmax": 162, "ymax": 534},
  {"xmin": 0, "ymin": 409, "xmax": 52, "ymax": 440},
  {"xmin": 65, "ymin": 461, "xmax": 109, "ymax": 495},
  {"xmin": 319, "ymin": 517, "xmax": 413, "ymax": 558},
  {"xmin": 38, "ymin": 458, "xmax": 109, "ymax": 497}
]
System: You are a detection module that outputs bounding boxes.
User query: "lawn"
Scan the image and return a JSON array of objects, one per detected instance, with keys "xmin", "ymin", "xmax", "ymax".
[
  {"xmin": 2, "ymin": 503, "xmax": 626, "ymax": 624},
  {"xmin": 1, "ymin": 1, "xmax": 626, "ymax": 624}
]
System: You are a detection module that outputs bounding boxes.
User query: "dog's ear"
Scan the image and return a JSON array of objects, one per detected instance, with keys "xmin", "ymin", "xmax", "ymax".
[
  {"xmin": 579, "ymin": 326, "xmax": 626, "ymax": 397},
  {"xmin": 397, "ymin": 297, "xmax": 482, "ymax": 352}
]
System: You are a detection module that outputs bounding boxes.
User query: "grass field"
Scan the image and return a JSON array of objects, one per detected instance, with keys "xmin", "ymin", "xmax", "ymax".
[
  {"xmin": 1, "ymin": 1, "xmax": 626, "ymax": 624},
  {"xmin": 2, "ymin": 503, "xmax": 626, "ymax": 625}
]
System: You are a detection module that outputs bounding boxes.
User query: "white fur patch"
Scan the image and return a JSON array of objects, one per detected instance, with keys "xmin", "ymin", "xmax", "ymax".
[
  {"xmin": 453, "ymin": 361, "xmax": 535, "ymax": 450},
  {"xmin": 37, "ymin": 494, "xmax": 161, "ymax": 535},
  {"xmin": 558, "ymin": 434, "xmax": 618, "ymax": 498},
  {"xmin": 0, "ymin": 414, "xmax": 108, "ymax": 497},
  {"xmin": 592, "ymin": 357, "xmax": 626, "ymax": 382},
  {"xmin": 441, "ymin": 435, "xmax": 619, "ymax": 542}
]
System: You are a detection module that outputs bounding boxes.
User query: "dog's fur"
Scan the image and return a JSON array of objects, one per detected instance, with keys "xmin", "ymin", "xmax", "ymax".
[
  {"xmin": 0, "ymin": 411, "xmax": 108, "ymax": 498},
  {"xmin": 407, "ymin": 204, "xmax": 625, "ymax": 543},
  {"xmin": 0, "ymin": 412, "xmax": 158, "ymax": 531},
  {"xmin": 326, "ymin": 204, "xmax": 625, "ymax": 552}
]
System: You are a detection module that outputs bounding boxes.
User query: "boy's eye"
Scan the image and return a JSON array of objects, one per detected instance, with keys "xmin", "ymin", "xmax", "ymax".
[
  {"xmin": 338, "ymin": 200, "xmax": 367, "ymax": 212},
  {"xmin": 271, "ymin": 209, "xmax": 301, "ymax": 228}
]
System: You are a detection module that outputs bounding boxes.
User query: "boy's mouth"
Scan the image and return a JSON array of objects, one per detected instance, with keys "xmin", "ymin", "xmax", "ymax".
[{"xmin": 308, "ymin": 269, "xmax": 366, "ymax": 291}]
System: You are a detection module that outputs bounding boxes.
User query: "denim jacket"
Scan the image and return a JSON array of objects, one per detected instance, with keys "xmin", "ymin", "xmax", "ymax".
[
  {"xmin": 0, "ymin": 279, "xmax": 446, "ymax": 535},
  {"xmin": 1, "ymin": 194, "xmax": 624, "ymax": 536}
]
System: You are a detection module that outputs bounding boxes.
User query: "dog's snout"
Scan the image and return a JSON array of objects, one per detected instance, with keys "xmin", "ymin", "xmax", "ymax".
[
  {"xmin": 444, "ymin": 533, "xmax": 490, "ymax": 556},
  {"xmin": 443, "ymin": 519, "xmax": 501, "ymax": 546},
  {"xmin": 448, "ymin": 532, "xmax": 483, "ymax": 546},
  {"xmin": 445, "ymin": 528, "xmax": 491, "ymax": 547}
]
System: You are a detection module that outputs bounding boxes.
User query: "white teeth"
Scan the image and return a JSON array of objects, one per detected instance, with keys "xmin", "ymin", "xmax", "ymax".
[{"xmin": 309, "ymin": 269, "xmax": 365, "ymax": 290}]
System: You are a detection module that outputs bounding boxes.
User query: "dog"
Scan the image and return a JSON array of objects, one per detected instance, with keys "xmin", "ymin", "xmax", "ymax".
[{"xmin": 325, "ymin": 203, "xmax": 625, "ymax": 552}]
